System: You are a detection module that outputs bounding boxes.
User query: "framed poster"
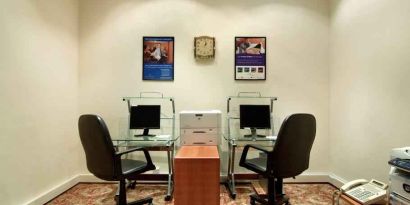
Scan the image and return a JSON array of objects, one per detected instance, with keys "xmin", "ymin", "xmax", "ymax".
[
  {"xmin": 143, "ymin": 36, "xmax": 174, "ymax": 80},
  {"xmin": 234, "ymin": 37, "xmax": 266, "ymax": 80}
]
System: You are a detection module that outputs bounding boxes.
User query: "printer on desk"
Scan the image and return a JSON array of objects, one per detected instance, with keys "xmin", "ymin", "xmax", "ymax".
[
  {"xmin": 389, "ymin": 147, "xmax": 410, "ymax": 204},
  {"xmin": 179, "ymin": 110, "xmax": 221, "ymax": 146}
]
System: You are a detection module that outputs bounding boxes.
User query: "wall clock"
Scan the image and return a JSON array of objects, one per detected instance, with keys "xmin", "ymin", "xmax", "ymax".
[{"xmin": 194, "ymin": 36, "xmax": 215, "ymax": 59}]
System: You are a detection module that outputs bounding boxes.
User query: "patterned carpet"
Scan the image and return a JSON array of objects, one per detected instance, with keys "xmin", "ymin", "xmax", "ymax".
[{"xmin": 47, "ymin": 183, "xmax": 351, "ymax": 205}]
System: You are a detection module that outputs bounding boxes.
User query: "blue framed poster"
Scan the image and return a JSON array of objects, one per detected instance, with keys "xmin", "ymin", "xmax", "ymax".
[
  {"xmin": 143, "ymin": 36, "xmax": 174, "ymax": 81},
  {"xmin": 235, "ymin": 37, "xmax": 266, "ymax": 80}
]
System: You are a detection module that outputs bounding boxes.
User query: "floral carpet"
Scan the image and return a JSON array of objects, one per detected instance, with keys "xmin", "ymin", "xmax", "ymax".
[{"xmin": 46, "ymin": 183, "xmax": 351, "ymax": 205}]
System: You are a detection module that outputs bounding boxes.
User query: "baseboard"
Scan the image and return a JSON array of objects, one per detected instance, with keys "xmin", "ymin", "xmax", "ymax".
[
  {"xmin": 25, "ymin": 175, "xmax": 81, "ymax": 205},
  {"xmin": 219, "ymin": 172, "xmax": 331, "ymax": 183},
  {"xmin": 328, "ymin": 173, "xmax": 348, "ymax": 188},
  {"xmin": 284, "ymin": 172, "xmax": 332, "ymax": 183},
  {"xmin": 25, "ymin": 172, "xmax": 347, "ymax": 204},
  {"xmin": 75, "ymin": 173, "xmax": 333, "ymax": 184},
  {"xmin": 76, "ymin": 174, "xmax": 107, "ymax": 183}
]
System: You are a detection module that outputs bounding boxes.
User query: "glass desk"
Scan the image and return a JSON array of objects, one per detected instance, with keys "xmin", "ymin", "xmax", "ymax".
[
  {"xmin": 225, "ymin": 92, "xmax": 278, "ymax": 198},
  {"xmin": 224, "ymin": 134, "xmax": 276, "ymax": 199},
  {"xmin": 112, "ymin": 135, "xmax": 179, "ymax": 201}
]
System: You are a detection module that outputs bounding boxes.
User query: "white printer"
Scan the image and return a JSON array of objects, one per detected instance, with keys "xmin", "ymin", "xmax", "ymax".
[
  {"xmin": 179, "ymin": 110, "xmax": 221, "ymax": 146},
  {"xmin": 389, "ymin": 147, "xmax": 410, "ymax": 204}
]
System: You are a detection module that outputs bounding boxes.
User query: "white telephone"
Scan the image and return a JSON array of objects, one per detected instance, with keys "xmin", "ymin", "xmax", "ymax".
[{"xmin": 333, "ymin": 179, "xmax": 388, "ymax": 205}]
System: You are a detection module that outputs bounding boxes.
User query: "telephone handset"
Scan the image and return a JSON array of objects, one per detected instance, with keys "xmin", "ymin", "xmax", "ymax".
[{"xmin": 333, "ymin": 179, "xmax": 388, "ymax": 205}]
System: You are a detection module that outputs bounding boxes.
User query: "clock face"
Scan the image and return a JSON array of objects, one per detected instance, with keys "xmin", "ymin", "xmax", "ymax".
[{"xmin": 194, "ymin": 36, "xmax": 215, "ymax": 59}]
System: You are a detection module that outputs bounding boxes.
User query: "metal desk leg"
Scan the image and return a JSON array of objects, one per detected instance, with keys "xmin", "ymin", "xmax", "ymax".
[
  {"xmin": 164, "ymin": 142, "xmax": 174, "ymax": 201},
  {"xmin": 227, "ymin": 140, "xmax": 232, "ymax": 180},
  {"xmin": 226, "ymin": 140, "xmax": 237, "ymax": 199}
]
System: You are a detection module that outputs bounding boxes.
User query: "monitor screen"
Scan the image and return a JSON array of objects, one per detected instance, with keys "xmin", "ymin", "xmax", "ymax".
[
  {"xmin": 129, "ymin": 105, "xmax": 161, "ymax": 130},
  {"xmin": 240, "ymin": 105, "xmax": 271, "ymax": 129}
]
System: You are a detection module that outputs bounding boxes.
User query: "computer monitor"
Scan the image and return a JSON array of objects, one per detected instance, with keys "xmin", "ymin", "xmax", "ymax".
[
  {"xmin": 129, "ymin": 105, "xmax": 161, "ymax": 137},
  {"xmin": 240, "ymin": 105, "xmax": 271, "ymax": 138}
]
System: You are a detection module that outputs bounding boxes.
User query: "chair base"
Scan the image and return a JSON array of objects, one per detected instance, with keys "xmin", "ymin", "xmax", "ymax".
[
  {"xmin": 250, "ymin": 193, "xmax": 290, "ymax": 205},
  {"xmin": 115, "ymin": 180, "xmax": 153, "ymax": 205},
  {"xmin": 115, "ymin": 195, "xmax": 153, "ymax": 205}
]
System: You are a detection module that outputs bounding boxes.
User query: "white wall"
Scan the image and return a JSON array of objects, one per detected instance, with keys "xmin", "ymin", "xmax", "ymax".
[
  {"xmin": 329, "ymin": 0, "xmax": 410, "ymax": 182},
  {"xmin": 79, "ymin": 0, "xmax": 330, "ymax": 173},
  {"xmin": 0, "ymin": 0, "xmax": 81, "ymax": 204}
]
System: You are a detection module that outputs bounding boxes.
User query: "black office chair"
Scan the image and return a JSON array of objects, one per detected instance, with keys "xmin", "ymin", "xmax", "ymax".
[
  {"xmin": 239, "ymin": 113, "xmax": 316, "ymax": 205},
  {"xmin": 78, "ymin": 114, "xmax": 156, "ymax": 205}
]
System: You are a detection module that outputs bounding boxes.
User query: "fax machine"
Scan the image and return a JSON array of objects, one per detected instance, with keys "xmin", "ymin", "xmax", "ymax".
[
  {"xmin": 389, "ymin": 147, "xmax": 410, "ymax": 204},
  {"xmin": 179, "ymin": 110, "xmax": 221, "ymax": 146}
]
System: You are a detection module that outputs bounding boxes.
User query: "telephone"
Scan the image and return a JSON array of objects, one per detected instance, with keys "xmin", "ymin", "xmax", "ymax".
[{"xmin": 333, "ymin": 179, "xmax": 388, "ymax": 205}]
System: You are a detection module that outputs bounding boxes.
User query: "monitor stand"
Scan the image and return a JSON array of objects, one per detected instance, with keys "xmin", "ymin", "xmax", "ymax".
[
  {"xmin": 244, "ymin": 128, "xmax": 266, "ymax": 138},
  {"xmin": 134, "ymin": 128, "xmax": 155, "ymax": 137}
]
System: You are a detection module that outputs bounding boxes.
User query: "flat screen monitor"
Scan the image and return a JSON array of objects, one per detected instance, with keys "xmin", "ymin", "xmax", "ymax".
[
  {"xmin": 130, "ymin": 105, "xmax": 160, "ymax": 136},
  {"xmin": 240, "ymin": 105, "xmax": 271, "ymax": 138}
]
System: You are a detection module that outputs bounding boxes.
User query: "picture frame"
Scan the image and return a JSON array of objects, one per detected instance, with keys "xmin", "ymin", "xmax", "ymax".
[
  {"xmin": 143, "ymin": 36, "xmax": 174, "ymax": 81},
  {"xmin": 234, "ymin": 36, "xmax": 266, "ymax": 80}
]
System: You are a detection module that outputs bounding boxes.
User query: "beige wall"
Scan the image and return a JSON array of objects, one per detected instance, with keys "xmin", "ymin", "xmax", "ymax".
[
  {"xmin": 329, "ymin": 0, "xmax": 410, "ymax": 182},
  {"xmin": 0, "ymin": 0, "xmax": 81, "ymax": 204},
  {"xmin": 79, "ymin": 0, "xmax": 330, "ymax": 173},
  {"xmin": 7, "ymin": 0, "xmax": 410, "ymax": 203}
]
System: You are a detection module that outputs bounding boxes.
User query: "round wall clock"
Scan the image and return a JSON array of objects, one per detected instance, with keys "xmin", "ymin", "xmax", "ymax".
[{"xmin": 194, "ymin": 36, "xmax": 215, "ymax": 59}]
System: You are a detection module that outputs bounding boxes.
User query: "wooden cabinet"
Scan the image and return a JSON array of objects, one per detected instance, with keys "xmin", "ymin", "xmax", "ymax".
[{"xmin": 174, "ymin": 146, "xmax": 220, "ymax": 205}]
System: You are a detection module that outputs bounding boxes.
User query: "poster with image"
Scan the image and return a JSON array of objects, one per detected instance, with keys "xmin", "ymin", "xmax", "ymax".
[
  {"xmin": 235, "ymin": 37, "xmax": 266, "ymax": 80},
  {"xmin": 143, "ymin": 36, "xmax": 174, "ymax": 80}
]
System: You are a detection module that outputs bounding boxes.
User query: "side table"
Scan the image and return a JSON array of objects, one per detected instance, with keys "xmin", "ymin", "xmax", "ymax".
[{"xmin": 174, "ymin": 146, "xmax": 220, "ymax": 205}]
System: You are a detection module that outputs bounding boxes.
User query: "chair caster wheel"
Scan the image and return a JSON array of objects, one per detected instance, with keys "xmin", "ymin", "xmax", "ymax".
[
  {"xmin": 127, "ymin": 181, "xmax": 137, "ymax": 189},
  {"xmin": 164, "ymin": 195, "xmax": 172, "ymax": 201}
]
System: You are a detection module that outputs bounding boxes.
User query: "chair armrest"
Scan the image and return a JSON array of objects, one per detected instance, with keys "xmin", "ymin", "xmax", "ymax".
[
  {"xmin": 245, "ymin": 144, "xmax": 271, "ymax": 153},
  {"xmin": 116, "ymin": 147, "xmax": 155, "ymax": 170},
  {"xmin": 239, "ymin": 144, "xmax": 271, "ymax": 175},
  {"xmin": 239, "ymin": 144, "xmax": 270, "ymax": 165},
  {"xmin": 116, "ymin": 147, "xmax": 145, "ymax": 156}
]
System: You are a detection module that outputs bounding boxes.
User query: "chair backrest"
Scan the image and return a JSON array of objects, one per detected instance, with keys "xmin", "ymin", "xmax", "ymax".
[
  {"xmin": 271, "ymin": 113, "xmax": 316, "ymax": 178},
  {"xmin": 78, "ymin": 114, "xmax": 118, "ymax": 180}
]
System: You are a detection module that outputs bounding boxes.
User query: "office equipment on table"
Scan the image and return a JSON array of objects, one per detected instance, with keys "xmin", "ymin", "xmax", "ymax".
[
  {"xmin": 389, "ymin": 147, "xmax": 410, "ymax": 204},
  {"xmin": 78, "ymin": 115, "xmax": 155, "ymax": 205},
  {"xmin": 225, "ymin": 92, "xmax": 278, "ymax": 198},
  {"xmin": 174, "ymin": 146, "xmax": 220, "ymax": 205},
  {"xmin": 333, "ymin": 179, "xmax": 388, "ymax": 205},
  {"xmin": 130, "ymin": 105, "xmax": 161, "ymax": 136},
  {"xmin": 120, "ymin": 92, "xmax": 176, "ymax": 201},
  {"xmin": 239, "ymin": 113, "xmax": 316, "ymax": 205},
  {"xmin": 179, "ymin": 110, "xmax": 221, "ymax": 146},
  {"xmin": 240, "ymin": 105, "xmax": 271, "ymax": 138}
]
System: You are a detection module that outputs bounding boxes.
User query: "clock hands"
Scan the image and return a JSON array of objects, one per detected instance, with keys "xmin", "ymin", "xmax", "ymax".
[{"xmin": 195, "ymin": 36, "xmax": 215, "ymax": 59}]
